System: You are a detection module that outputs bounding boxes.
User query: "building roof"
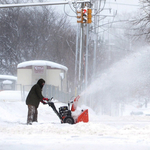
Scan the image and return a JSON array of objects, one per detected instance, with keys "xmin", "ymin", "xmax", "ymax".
[
  {"xmin": 0, "ymin": 75, "xmax": 17, "ymax": 81},
  {"xmin": 17, "ymin": 60, "xmax": 68, "ymax": 71}
]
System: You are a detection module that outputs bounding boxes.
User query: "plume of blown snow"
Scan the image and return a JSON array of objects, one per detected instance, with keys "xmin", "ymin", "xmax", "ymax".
[{"xmin": 80, "ymin": 47, "xmax": 150, "ymax": 114}]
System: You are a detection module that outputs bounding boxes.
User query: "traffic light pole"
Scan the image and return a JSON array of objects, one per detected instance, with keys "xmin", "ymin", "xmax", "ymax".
[
  {"xmin": 93, "ymin": 1, "xmax": 98, "ymax": 79},
  {"xmin": 79, "ymin": 22, "xmax": 83, "ymax": 82},
  {"xmin": 75, "ymin": 23, "xmax": 79, "ymax": 95},
  {"xmin": 85, "ymin": 23, "xmax": 89, "ymax": 88},
  {"xmin": 76, "ymin": 2, "xmax": 92, "ymax": 93}
]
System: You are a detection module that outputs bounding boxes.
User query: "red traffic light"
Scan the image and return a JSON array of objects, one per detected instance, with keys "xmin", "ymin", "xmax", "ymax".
[
  {"xmin": 83, "ymin": 8, "xmax": 87, "ymax": 14},
  {"xmin": 82, "ymin": 7, "xmax": 87, "ymax": 23}
]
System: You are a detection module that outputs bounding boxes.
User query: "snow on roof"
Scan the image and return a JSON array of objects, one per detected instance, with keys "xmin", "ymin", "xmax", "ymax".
[
  {"xmin": 2, "ymin": 80, "xmax": 13, "ymax": 84},
  {"xmin": 0, "ymin": 75, "xmax": 17, "ymax": 81},
  {"xmin": 17, "ymin": 60, "xmax": 68, "ymax": 71}
]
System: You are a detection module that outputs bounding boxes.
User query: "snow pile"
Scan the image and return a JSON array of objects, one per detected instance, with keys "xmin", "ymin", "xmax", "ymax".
[
  {"xmin": 0, "ymin": 75, "xmax": 17, "ymax": 80},
  {"xmin": 0, "ymin": 90, "xmax": 29, "ymax": 102},
  {"xmin": 0, "ymin": 91, "xmax": 23, "ymax": 102},
  {"xmin": 0, "ymin": 98, "xmax": 150, "ymax": 150}
]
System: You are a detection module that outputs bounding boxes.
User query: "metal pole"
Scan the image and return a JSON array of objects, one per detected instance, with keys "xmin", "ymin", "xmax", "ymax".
[
  {"xmin": 75, "ymin": 23, "xmax": 79, "ymax": 95},
  {"xmin": 0, "ymin": 1, "xmax": 90, "ymax": 8},
  {"xmin": 79, "ymin": 23, "xmax": 83, "ymax": 81},
  {"xmin": 93, "ymin": 1, "xmax": 98, "ymax": 78},
  {"xmin": 85, "ymin": 24, "xmax": 89, "ymax": 88}
]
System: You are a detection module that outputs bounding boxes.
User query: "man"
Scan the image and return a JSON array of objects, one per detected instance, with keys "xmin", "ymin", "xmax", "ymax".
[{"xmin": 26, "ymin": 78, "xmax": 48, "ymax": 125}]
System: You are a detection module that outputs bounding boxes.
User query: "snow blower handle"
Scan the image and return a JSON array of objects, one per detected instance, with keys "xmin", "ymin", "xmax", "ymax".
[
  {"xmin": 48, "ymin": 97, "xmax": 53, "ymax": 102},
  {"xmin": 41, "ymin": 97, "xmax": 53, "ymax": 104}
]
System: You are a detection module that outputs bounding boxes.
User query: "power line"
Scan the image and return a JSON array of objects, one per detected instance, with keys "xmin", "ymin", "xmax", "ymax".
[{"xmin": 107, "ymin": 2, "xmax": 140, "ymax": 7}]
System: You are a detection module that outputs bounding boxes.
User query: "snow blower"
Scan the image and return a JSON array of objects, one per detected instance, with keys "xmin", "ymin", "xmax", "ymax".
[{"xmin": 46, "ymin": 95, "xmax": 89, "ymax": 124}]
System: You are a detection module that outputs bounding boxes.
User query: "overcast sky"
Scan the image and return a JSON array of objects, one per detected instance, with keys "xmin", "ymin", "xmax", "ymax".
[
  {"xmin": 51, "ymin": 0, "xmax": 141, "ymax": 13},
  {"xmin": 49, "ymin": 0, "xmax": 141, "ymax": 24},
  {"xmin": 107, "ymin": 0, "xmax": 140, "ymax": 14}
]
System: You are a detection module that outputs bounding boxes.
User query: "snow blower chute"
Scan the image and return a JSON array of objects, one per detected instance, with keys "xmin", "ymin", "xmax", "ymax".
[{"xmin": 46, "ymin": 96, "xmax": 89, "ymax": 124}]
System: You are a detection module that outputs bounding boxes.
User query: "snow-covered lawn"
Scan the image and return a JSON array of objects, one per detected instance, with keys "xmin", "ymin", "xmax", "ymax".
[{"xmin": 0, "ymin": 99, "xmax": 150, "ymax": 150}]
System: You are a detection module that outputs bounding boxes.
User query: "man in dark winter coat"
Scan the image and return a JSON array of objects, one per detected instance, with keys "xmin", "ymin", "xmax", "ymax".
[{"xmin": 26, "ymin": 78, "xmax": 48, "ymax": 125}]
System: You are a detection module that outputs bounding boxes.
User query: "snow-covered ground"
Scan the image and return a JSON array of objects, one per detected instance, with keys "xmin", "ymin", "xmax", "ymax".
[
  {"xmin": 0, "ymin": 97, "xmax": 150, "ymax": 150},
  {"xmin": 1, "ymin": 48, "xmax": 150, "ymax": 149}
]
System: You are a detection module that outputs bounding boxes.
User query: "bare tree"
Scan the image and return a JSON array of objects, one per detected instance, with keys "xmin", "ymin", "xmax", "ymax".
[
  {"xmin": 132, "ymin": 0, "xmax": 150, "ymax": 42},
  {"xmin": 0, "ymin": 0, "xmax": 76, "ymax": 84}
]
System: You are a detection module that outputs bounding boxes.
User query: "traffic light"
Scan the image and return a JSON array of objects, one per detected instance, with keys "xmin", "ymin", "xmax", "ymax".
[
  {"xmin": 82, "ymin": 7, "xmax": 87, "ymax": 23},
  {"xmin": 77, "ymin": 7, "xmax": 92, "ymax": 24},
  {"xmin": 87, "ymin": 9, "xmax": 92, "ymax": 24},
  {"xmin": 77, "ymin": 8, "xmax": 82, "ymax": 23}
]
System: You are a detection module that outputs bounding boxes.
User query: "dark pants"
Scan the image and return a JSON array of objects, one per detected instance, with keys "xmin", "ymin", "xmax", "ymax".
[{"xmin": 27, "ymin": 105, "xmax": 38, "ymax": 124}]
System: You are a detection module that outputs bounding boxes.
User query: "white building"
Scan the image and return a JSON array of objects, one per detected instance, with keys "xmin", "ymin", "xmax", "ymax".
[
  {"xmin": 0, "ymin": 75, "xmax": 17, "ymax": 90},
  {"xmin": 17, "ymin": 60, "xmax": 68, "ymax": 93}
]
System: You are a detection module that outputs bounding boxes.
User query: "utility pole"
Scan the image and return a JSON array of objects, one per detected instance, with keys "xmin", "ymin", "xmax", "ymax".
[
  {"xmin": 75, "ymin": 23, "xmax": 79, "ymax": 96},
  {"xmin": 85, "ymin": 23, "xmax": 89, "ymax": 88},
  {"xmin": 76, "ymin": 2, "xmax": 92, "ymax": 94},
  {"xmin": 85, "ymin": 4, "xmax": 92, "ymax": 88},
  {"xmin": 93, "ymin": 1, "xmax": 98, "ymax": 79},
  {"xmin": 79, "ymin": 23, "xmax": 83, "ymax": 82}
]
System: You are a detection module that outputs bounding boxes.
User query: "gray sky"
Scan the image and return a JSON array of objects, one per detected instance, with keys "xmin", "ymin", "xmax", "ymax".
[
  {"xmin": 107, "ymin": 0, "xmax": 140, "ymax": 14},
  {"xmin": 47, "ymin": 0, "xmax": 141, "ymax": 24}
]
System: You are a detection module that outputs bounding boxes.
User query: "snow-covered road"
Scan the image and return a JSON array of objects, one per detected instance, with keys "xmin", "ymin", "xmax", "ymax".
[{"xmin": 0, "ymin": 101, "xmax": 150, "ymax": 150}]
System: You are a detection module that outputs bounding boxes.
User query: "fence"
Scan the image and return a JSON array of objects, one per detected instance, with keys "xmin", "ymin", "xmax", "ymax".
[
  {"xmin": 0, "ymin": 82, "xmax": 75, "ymax": 103},
  {"xmin": 21, "ymin": 84, "xmax": 73, "ymax": 103}
]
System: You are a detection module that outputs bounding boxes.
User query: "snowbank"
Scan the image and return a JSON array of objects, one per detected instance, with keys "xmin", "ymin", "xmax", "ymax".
[
  {"xmin": 0, "ymin": 90, "xmax": 27, "ymax": 102},
  {"xmin": 0, "ymin": 75, "xmax": 17, "ymax": 80},
  {"xmin": 0, "ymin": 99, "xmax": 150, "ymax": 150}
]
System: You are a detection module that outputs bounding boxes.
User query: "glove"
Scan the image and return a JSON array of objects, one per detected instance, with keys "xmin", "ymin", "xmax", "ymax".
[
  {"xmin": 43, "ymin": 98, "xmax": 49, "ymax": 101},
  {"xmin": 41, "ymin": 100, "xmax": 47, "ymax": 104}
]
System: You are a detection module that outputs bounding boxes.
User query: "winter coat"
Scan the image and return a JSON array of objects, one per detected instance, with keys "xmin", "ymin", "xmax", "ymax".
[{"xmin": 26, "ymin": 79, "xmax": 45, "ymax": 108}]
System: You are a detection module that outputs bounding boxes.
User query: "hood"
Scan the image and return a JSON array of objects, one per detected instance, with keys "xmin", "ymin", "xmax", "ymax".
[{"xmin": 37, "ymin": 78, "xmax": 45, "ymax": 89}]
